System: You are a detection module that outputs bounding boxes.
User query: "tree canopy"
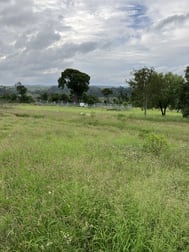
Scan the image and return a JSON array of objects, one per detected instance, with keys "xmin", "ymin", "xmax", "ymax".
[
  {"xmin": 127, "ymin": 67, "xmax": 154, "ymax": 116},
  {"xmin": 101, "ymin": 88, "xmax": 113, "ymax": 97},
  {"xmin": 180, "ymin": 66, "xmax": 189, "ymax": 117},
  {"xmin": 151, "ymin": 72, "xmax": 184, "ymax": 115},
  {"xmin": 101, "ymin": 88, "xmax": 113, "ymax": 103},
  {"xmin": 128, "ymin": 68, "xmax": 184, "ymax": 116},
  {"xmin": 58, "ymin": 68, "xmax": 90, "ymax": 103},
  {"xmin": 15, "ymin": 82, "xmax": 28, "ymax": 102},
  {"xmin": 15, "ymin": 82, "xmax": 27, "ymax": 97}
]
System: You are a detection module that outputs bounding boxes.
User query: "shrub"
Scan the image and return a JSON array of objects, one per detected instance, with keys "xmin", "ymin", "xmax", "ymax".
[
  {"xmin": 182, "ymin": 106, "xmax": 189, "ymax": 117},
  {"xmin": 143, "ymin": 133, "xmax": 168, "ymax": 155}
]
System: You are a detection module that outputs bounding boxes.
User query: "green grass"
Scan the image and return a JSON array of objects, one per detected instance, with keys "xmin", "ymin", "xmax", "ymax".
[{"xmin": 0, "ymin": 104, "xmax": 189, "ymax": 251}]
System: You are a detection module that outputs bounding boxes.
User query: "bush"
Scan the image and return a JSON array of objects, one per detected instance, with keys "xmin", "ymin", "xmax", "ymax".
[
  {"xmin": 143, "ymin": 133, "xmax": 168, "ymax": 155},
  {"xmin": 182, "ymin": 106, "xmax": 189, "ymax": 117}
]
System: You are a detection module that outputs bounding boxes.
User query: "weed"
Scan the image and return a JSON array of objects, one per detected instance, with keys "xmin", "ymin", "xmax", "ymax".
[{"xmin": 143, "ymin": 133, "xmax": 169, "ymax": 155}]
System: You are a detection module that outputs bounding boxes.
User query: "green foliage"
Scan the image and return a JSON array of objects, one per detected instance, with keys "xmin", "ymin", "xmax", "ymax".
[
  {"xmin": 182, "ymin": 106, "xmax": 189, "ymax": 117},
  {"xmin": 39, "ymin": 92, "xmax": 70, "ymax": 103},
  {"xmin": 9, "ymin": 93, "xmax": 17, "ymax": 102},
  {"xmin": 16, "ymin": 82, "xmax": 27, "ymax": 97},
  {"xmin": 143, "ymin": 133, "xmax": 169, "ymax": 155},
  {"xmin": 180, "ymin": 66, "xmax": 189, "ymax": 117},
  {"xmin": 128, "ymin": 67, "xmax": 154, "ymax": 116},
  {"xmin": 151, "ymin": 72, "xmax": 184, "ymax": 115},
  {"xmin": 48, "ymin": 93, "xmax": 61, "ymax": 103},
  {"xmin": 117, "ymin": 87, "xmax": 129, "ymax": 104},
  {"xmin": 128, "ymin": 68, "xmax": 184, "ymax": 116},
  {"xmin": 101, "ymin": 88, "xmax": 113, "ymax": 97},
  {"xmin": 101, "ymin": 88, "xmax": 113, "ymax": 103},
  {"xmin": 60, "ymin": 93, "xmax": 70, "ymax": 103},
  {"xmin": 14, "ymin": 82, "xmax": 34, "ymax": 103},
  {"xmin": 40, "ymin": 92, "xmax": 48, "ymax": 101},
  {"xmin": 81, "ymin": 93, "xmax": 100, "ymax": 105},
  {"xmin": 185, "ymin": 66, "xmax": 189, "ymax": 82},
  {"xmin": 58, "ymin": 68, "xmax": 90, "ymax": 103}
]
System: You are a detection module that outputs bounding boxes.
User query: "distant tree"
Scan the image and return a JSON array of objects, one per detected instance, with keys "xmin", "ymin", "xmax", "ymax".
[
  {"xmin": 87, "ymin": 86, "xmax": 103, "ymax": 97},
  {"xmin": 180, "ymin": 66, "xmax": 189, "ymax": 117},
  {"xmin": 128, "ymin": 67, "xmax": 154, "ymax": 116},
  {"xmin": 60, "ymin": 93, "xmax": 70, "ymax": 103},
  {"xmin": 101, "ymin": 88, "xmax": 113, "ymax": 97},
  {"xmin": 58, "ymin": 68, "xmax": 90, "ymax": 103},
  {"xmin": 151, "ymin": 72, "xmax": 184, "ymax": 116},
  {"xmin": 101, "ymin": 88, "xmax": 113, "ymax": 103},
  {"xmin": 82, "ymin": 93, "xmax": 99, "ymax": 105},
  {"xmin": 49, "ymin": 93, "xmax": 60, "ymax": 103},
  {"xmin": 117, "ymin": 87, "xmax": 129, "ymax": 104},
  {"xmin": 40, "ymin": 92, "xmax": 49, "ymax": 102},
  {"xmin": 15, "ymin": 82, "xmax": 28, "ymax": 102},
  {"xmin": 9, "ymin": 93, "xmax": 17, "ymax": 102},
  {"xmin": 23, "ymin": 95, "xmax": 34, "ymax": 103},
  {"xmin": 16, "ymin": 82, "xmax": 27, "ymax": 96}
]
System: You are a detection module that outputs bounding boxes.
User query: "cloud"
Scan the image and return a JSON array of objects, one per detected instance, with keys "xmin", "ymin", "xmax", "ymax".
[
  {"xmin": 0, "ymin": 0, "xmax": 37, "ymax": 27},
  {"xmin": 0, "ymin": 0, "xmax": 189, "ymax": 85},
  {"xmin": 155, "ymin": 13, "xmax": 189, "ymax": 30},
  {"xmin": 26, "ymin": 28, "xmax": 61, "ymax": 50}
]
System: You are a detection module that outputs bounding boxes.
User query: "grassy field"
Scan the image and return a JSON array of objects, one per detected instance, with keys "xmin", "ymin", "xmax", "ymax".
[{"xmin": 0, "ymin": 104, "xmax": 189, "ymax": 251}]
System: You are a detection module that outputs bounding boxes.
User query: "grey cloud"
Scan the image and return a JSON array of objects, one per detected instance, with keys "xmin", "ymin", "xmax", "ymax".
[
  {"xmin": 26, "ymin": 29, "xmax": 61, "ymax": 50},
  {"xmin": 155, "ymin": 13, "xmax": 189, "ymax": 30},
  {"xmin": 1, "ymin": 0, "xmax": 189, "ymax": 86},
  {"xmin": 64, "ymin": 41, "xmax": 98, "ymax": 54},
  {"xmin": 0, "ymin": 39, "xmax": 14, "ymax": 55},
  {"xmin": 0, "ymin": 39, "xmax": 99, "ymax": 84},
  {"xmin": 0, "ymin": 1, "xmax": 37, "ymax": 28}
]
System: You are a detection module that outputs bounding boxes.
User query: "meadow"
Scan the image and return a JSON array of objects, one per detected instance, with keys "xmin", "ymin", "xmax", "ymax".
[{"xmin": 0, "ymin": 104, "xmax": 189, "ymax": 251}]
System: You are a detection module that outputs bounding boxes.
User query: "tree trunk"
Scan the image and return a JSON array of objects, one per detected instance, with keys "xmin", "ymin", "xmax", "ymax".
[
  {"xmin": 159, "ymin": 100, "xmax": 167, "ymax": 116},
  {"xmin": 160, "ymin": 106, "xmax": 167, "ymax": 116}
]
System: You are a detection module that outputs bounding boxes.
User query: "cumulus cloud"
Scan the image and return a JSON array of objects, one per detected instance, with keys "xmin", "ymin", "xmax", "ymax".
[{"xmin": 0, "ymin": 0, "xmax": 189, "ymax": 85}]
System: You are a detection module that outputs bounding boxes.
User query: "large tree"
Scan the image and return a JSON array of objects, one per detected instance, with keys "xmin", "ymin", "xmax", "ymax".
[
  {"xmin": 58, "ymin": 68, "xmax": 90, "ymax": 103},
  {"xmin": 128, "ymin": 68, "xmax": 184, "ymax": 116},
  {"xmin": 180, "ymin": 66, "xmax": 189, "ymax": 117},
  {"xmin": 128, "ymin": 67, "xmax": 154, "ymax": 116},
  {"xmin": 151, "ymin": 72, "xmax": 184, "ymax": 116}
]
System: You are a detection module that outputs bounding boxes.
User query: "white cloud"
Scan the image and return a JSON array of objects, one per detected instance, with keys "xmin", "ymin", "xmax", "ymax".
[{"xmin": 0, "ymin": 0, "xmax": 189, "ymax": 85}]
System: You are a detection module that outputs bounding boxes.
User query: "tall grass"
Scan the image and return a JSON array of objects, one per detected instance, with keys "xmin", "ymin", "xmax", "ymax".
[{"xmin": 0, "ymin": 105, "xmax": 189, "ymax": 251}]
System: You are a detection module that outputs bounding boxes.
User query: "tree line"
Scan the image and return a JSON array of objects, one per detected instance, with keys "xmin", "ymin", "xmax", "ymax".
[
  {"xmin": 127, "ymin": 66, "xmax": 189, "ymax": 117},
  {"xmin": 0, "ymin": 68, "xmax": 129, "ymax": 106},
  {"xmin": 0, "ymin": 66, "xmax": 189, "ymax": 117},
  {"xmin": 57, "ymin": 67, "xmax": 189, "ymax": 117},
  {"xmin": 57, "ymin": 68, "xmax": 129, "ymax": 105}
]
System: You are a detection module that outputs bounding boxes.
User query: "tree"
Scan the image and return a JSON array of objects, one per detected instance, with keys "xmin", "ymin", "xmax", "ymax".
[
  {"xmin": 101, "ymin": 88, "xmax": 113, "ymax": 103},
  {"xmin": 15, "ymin": 82, "xmax": 28, "ymax": 102},
  {"xmin": 151, "ymin": 72, "xmax": 184, "ymax": 116},
  {"xmin": 128, "ymin": 67, "xmax": 154, "ymax": 116},
  {"xmin": 58, "ymin": 68, "xmax": 90, "ymax": 103},
  {"xmin": 180, "ymin": 66, "xmax": 189, "ymax": 117},
  {"xmin": 81, "ymin": 93, "xmax": 99, "ymax": 105},
  {"xmin": 60, "ymin": 93, "xmax": 70, "ymax": 103},
  {"xmin": 48, "ymin": 93, "xmax": 60, "ymax": 103},
  {"xmin": 40, "ymin": 92, "xmax": 49, "ymax": 102},
  {"xmin": 117, "ymin": 87, "xmax": 129, "ymax": 105}
]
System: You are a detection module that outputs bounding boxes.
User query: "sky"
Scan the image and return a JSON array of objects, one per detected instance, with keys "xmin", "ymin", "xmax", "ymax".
[{"xmin": 0, "ymin": 0, "xmax": 189, "ymax": 86}]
